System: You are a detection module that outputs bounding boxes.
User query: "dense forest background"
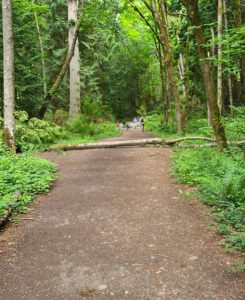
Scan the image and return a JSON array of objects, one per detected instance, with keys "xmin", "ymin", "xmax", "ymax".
[{"xmin": 0, "ymin": 0, "xmax": 244, "ymax": 123}]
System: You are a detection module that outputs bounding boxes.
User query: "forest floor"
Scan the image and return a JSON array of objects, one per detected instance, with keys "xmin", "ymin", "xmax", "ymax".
[{"xmin": 0, "ymin": 129, "xmax": 244, "ymax": 300}]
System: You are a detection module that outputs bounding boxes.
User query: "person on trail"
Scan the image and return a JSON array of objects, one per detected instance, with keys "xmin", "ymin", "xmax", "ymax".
[
  {"xmin": 126, "ymin": 123, "xmax": 130, "ymax": 130},
  {"xmin": 140, "ymin": 117, "xmax": 145, "ymax": 132},
  {"xmin": 119, "ymin": 122, "xmax": 124, "ymax": 129},
  {"xmin": 133, "ymin": 117, "xmax": 137, "ymax": 129},
  {"xmin": 137, "ymin": 117, "xmax": 140, "ymax": 127}
]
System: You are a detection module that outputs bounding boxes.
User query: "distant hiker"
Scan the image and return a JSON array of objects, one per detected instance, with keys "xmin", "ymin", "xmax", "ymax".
[
  {"xmin": 126, "ymin": 123, "xmax": 130, "ymax": 130},
  {"xmin": 133, "ymin": 117, "xmax": 137, "ymax": 129},
  {"xmin": 140, "ymin": 117, "xmax": 145, "ymax": 132},
  {"xmin": 136, "ymin": 117, "xmax": 140, "ymax": 127}
]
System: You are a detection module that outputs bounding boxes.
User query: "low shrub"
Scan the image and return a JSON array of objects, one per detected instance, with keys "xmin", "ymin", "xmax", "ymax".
[
  {"xmin": 15, "ymin": 111, "xmax": 67, "ymax": 151},
  {"xmin": 145, "ymin": 114, "xmax": 177, "ymax": 137},
  {"xmin": 67, "ymin": 115, "xmax": 119, "ymax": 138},
  {"xmin": 223, "ymin": 106, "xmax": 245, "ymax": 141}
]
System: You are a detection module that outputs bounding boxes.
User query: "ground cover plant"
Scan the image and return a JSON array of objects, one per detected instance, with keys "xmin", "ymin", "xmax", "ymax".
[
  {"xmin": 172, "ymin": 147, "xmax": 245, "ymax": 252},
  {"xmin": 0, "ymin": 143, "xmax": 56, "ymax": 218},
  {"xmin": 145, "ymin": 111, "xmax": 245, "ymax": 252}
]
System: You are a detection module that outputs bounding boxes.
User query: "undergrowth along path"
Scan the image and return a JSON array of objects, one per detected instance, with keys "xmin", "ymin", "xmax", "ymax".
[{"xmin": 0, "ymin": 129, "xmax": 244, "ymax": 300}]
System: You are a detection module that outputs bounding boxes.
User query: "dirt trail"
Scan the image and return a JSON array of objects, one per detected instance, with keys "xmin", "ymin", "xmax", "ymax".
[{"xmin": 0, "ymin": 129, "xmax": 244, "ymax": 300}]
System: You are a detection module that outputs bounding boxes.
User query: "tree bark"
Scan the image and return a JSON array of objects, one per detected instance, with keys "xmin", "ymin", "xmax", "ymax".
[
  {"xmin": 177, "ymin": 32, "xmax": 189, "ymax": 117},
  {"xmin": 150, "ymin": 0, "xmax": 184, "ymax": 133},
  {"xmin": 234, "ymin": 0, "xmax": 242, "ymax": 27},
  {"xmin": 210, "ymin": 27, "xmax": 215, "ymax": 58},
  {"xmin": 233, "ymin": 0, "xmax": 245, "ymax": 105},
  {"xmin": 217, "ymin": 0, "xmax": 223, "ymax": 114},
  {"xmin": 185, "ymin": 31, "xmax": 190, "ymax": 114},
  {"xmin": 159, "ymin": 54, "xmax": 169, "ymax": 124},
  {"xmin": 181, "ymin": 0, "xmax": 227, "ymax": 147},
  {"xmin": 2, "ymin": 0, "xmax": 15, "ymax": 150},
  {"xmin": 68, "ymin": 0, "xmax": 81, "ymax": 118},
  {"xmin": 223, "ymin": 0, "xmax": 234, "ymax": 115}
]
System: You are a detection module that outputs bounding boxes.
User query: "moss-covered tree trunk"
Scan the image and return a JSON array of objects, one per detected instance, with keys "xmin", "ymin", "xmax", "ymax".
[
  {"xmin": 181, "ymin": 0, "xmax": 227, "ymax": 147},
  {"xmin": 223, "ymin": 0, "xmax": 234, "ymax": 115},
  {"xmin": 217, "ymin": 0, "xmax": 223, "ymax": 114},
  {"xmin": 150, "ymin": 0, "xmax": 184, "ymax": 133}
]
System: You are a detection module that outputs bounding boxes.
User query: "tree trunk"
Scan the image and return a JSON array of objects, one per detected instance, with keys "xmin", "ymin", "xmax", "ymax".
[
  {"xmin": 2, "ymin": 0, "xmax": 15, "ymax": 150},
  {"xmin": 210, "ymin": 27, "xmax": 215, "ymax": 58},
  {"xmin": 68, "ymin": 0, "xmax": 81, "ymax": 118},
  {"xmin": 207, "ymin": 102, "xmax": 211, "ymax": 126},
  {"xmin": 181, "ymin": 0, "xmax": 227, "ymax": 147},
  {"xmin": 185, "ymin": 31, "xmax": 190, "ymax": 114},
  {"xmin": 234, "ymin": 0, "xmax": 242, "ymax": 27},
  {"xmin": 49, "ymin": 136, "xmax": 217, "ymax": 151},
  {"xmin": 32, "ymin": 0, "xmax": 47, "ymax": 96},
  {"xmin": 158, "ymin": 45, "xmax": 169, "ymax": 124},
  {"xmin": 177, "ymin": 32, "xmax": 189, "ymax": 117},
  {"xmin": 217, "ymin": 0, "xmax": 223, "ymax": 114},
  {"xmin": 39, "ymin": 11, "xmax": 83, "ymax": 119},
  {"xmin": 233, "ymin": 0, "xmax": 245, "ymax": 104},
  {"xmin": 223, "ymin": 0, "xmax": 234, "ymax": 115},
  {"xmin": 150, "ymin": 0, "xmax": 184, "ymax": 133}
]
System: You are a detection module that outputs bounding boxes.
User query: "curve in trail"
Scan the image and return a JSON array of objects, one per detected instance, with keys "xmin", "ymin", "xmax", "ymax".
[{"xmin": 0, "ymin": 129, "xmax": 244, "ymax": 300}]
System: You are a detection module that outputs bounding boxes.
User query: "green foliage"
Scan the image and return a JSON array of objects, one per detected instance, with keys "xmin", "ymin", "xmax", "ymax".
[
  {"xmin": 44, "ymin": 109, "xmax": 69, "ymax": 126},
  {"xmin": 145, "ymin": 113, "xmax": 177, "ymax": 136},
  {"xmin": 145, "ymin": 112, "xmax": 214, "ymax": 138},
  {"xmin": 223, "ymin": 107, "xmax": 245, "ymax": 141},
  {"xmin": 68, "ymin": 117, "xmax": 118, "ymax": 136},
  {"xmin": 172, "ymin": 147, "xmax": 245, "ymax": 250},
  {"xmin": 15, "ymin": 111, "xmax": 67, "ymax": 151},
  {"xmin": 0, "ymin": 151, "xmax": 56, "ymax": 217}
]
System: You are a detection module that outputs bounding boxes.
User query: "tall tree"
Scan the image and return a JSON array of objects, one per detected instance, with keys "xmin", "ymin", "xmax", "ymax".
[
  {"xmin": 181, "ymin": 0, "xmax": 227, "ymax": 147},
  {"xmin": 217, "ymin": 0, "xmax": 223, "ymax": 114},
  {"xmin": 145, "ymin": 0, "xmax": 184, "ymax": 132},
  {"xmin": 223, "ymin": 0, "xmax": 233, "ymax": 114},
  {"xmin": 129, "ymin": 1, "xmax": 169, "ymax": 123},
  {"xmin": 234, "ymin": 0, "xmax": 245, "ymax": 104},
  {"xmin": 68, "ymin": 0, "xmax": 81, "ymax": 118},
  {"xmin": 2, "ymin": 0, "xmax": 15, "ymax": 150}
]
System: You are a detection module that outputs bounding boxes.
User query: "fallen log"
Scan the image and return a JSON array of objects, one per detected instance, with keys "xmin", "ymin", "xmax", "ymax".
[
  {"xmin": 48, "ymin": 136, "xmax": 228, "ymax": 151},
  {"xmin": 0, "ymin": 191, "xmax": 21, "ymax": 228}
]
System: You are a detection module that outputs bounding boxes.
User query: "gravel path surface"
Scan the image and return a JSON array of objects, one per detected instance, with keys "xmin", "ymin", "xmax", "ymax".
[{"xmin": 0, "ymin": 129, "xmax": 244, "ymax": 300}]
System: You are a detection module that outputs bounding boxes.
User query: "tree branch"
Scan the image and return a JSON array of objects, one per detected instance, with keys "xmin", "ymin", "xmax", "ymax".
[{"xmin": 129, "ymin": 1, "xmax": 162, "ymax": 46}]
